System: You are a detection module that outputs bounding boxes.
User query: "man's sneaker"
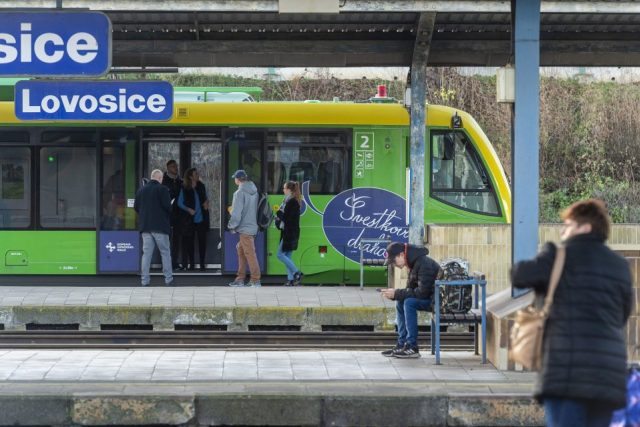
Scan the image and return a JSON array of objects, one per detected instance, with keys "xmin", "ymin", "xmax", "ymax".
[
  {"xmin": 293, "ymin": 271, "xmax": 304, "ymax": 286},
  {"xmin": 248, "ymin": 280, "xmax": 262, "ymax": 288},
  {"xmin": 381, "ymin": 345, "xmax": 404, "ymax": 357},
  {"xmin": 394, "ymin": 346, "xmax": 421, "ymax": 359},
  {"xmin": 228, "ymin": 279, "xmax": 245, "ymax": 287},
  {"xmin": 165, "ymin": 279, "xmax": 175, "ymax": 287}
]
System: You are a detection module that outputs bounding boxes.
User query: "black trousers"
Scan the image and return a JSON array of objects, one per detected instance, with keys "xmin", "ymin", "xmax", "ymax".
[
  {"xmin": 170, "ymin": 225, "xmax": 181, "ymax": 268},
  {"xmin": 181, "ymin": 222, "xmax": 208, "ymax": 269}
]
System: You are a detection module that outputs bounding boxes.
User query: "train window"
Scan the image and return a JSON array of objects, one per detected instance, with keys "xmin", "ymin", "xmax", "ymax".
[
  {"xmin": 267, "ymin": 131, "xmax": 346, "ymax": 145},
  {"xmin": 41, "ymin": 131, "xmax": 96, "ymax": 144},
  {"xmin": 0, "ymin": 147, "xmax": 31, "ymax": 228},
  {"xmin": 39, "ymin": 147, "xmax": 96, "ymax": 228},
  {"xmin": 102, "ymin": 146, "xmax": 126, "ymax": 230},
  {"xmin": 431, "ymin": 131, "xmax": 500, "ymax": 216},
  {"xmin": 191, "ymin": 142, "xmax": 223, "ymax": 229},
  {"xmin": 266, "ymin": 147, "xmax": 348, "ymax": 194},
  {"xmin": 0, "ymin": 131, "xmax": 28, "ymax": 144},
  {"xmin": 266, "ymin": 131, "xmax": 350, "ymax": 195}
]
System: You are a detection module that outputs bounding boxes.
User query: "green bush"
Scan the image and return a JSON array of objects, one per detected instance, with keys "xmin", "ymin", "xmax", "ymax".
[{"xmin": 129, "ymin": 70, "xmax": 640, "ymax": 223}]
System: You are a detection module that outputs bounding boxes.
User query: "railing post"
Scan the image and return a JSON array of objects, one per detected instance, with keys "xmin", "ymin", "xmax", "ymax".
[
  {"xmin": 481, "ymin": 276, "xmax": 487, "ymax": 364},
  {"xmin": 434, "ymin": 281, "xmax": 441, "ymax": 365},
  {"xmin": 359, "ymin": 243, "xmax": 364, "ymax": 290}
]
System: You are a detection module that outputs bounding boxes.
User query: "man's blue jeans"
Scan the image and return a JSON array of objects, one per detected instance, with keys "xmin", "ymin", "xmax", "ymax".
[
  {"xmin": 141, "ymin": 232, "xmax": 173, "ymax": 285},
  {"xmin": 544, "ymin": 398, "xmax": 614, "ymax": 427},
  {"xmin": 396, "ymin": 298, "xmax": 432, "ymax": 348}
]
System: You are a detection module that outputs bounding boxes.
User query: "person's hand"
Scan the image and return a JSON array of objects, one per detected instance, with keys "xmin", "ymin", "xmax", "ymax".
[
  {"xmin": 188, "ymin": 208, "xmax": 196, "ymax": 216},
  {"xmin": 203, "ymin": 201, "xmax": 209, "ymax": 211},
  {"xmin": 380, "ymin": 289, "xmax": 395, "ymax": 300}
]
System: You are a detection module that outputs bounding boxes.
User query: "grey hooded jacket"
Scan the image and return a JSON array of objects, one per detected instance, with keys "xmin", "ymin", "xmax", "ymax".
[{"xmin": 228, "ymin": 180, "xmax": 259, "ymax": 235}]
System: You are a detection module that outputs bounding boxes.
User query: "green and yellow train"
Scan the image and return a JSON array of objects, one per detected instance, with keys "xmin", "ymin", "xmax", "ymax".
[{"xmin": 0, "ymin": 85, "xmax": 510, "ymax": 284}]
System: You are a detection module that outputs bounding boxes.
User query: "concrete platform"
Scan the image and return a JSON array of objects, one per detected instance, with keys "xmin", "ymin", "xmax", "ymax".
[
  {"xmin": 0, "ymin": 286, "xmax": 419, "ymax": 332},
  {"xmin": 0, "ymin": 349, "xmax": 542, "ymax": 426}
]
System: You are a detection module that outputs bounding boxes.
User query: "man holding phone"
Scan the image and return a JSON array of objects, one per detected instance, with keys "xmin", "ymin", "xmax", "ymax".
[{"xmin": 380, "ymin": 242, "xmax": 441, "ymax": 358}]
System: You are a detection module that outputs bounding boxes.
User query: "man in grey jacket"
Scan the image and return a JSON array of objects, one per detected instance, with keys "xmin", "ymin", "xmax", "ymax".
[{"xmin": 227, "ymin": 170, "xmax": 261, "ymax": 287}]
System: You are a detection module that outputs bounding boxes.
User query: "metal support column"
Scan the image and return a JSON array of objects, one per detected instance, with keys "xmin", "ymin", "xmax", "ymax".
[
  {"xmin": 408, "ymin": 13, "xmax": 435, "ymax": 245},
  {"xmin": 512, "ymin": 0, "xmax": 540, "ymax": 295}
]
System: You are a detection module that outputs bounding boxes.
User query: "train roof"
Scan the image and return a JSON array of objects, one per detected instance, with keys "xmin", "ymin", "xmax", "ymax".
[{"xmin": 0, "ymin": 100, "xmax": 464, "ymax": 127}]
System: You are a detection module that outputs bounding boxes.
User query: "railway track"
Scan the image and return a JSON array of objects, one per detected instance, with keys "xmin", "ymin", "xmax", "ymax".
[{"xmin": 0, "ymin": 331, "xmax": 475, "ymax": 350}]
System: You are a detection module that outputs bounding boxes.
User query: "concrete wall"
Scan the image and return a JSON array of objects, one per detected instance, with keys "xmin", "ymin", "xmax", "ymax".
[
  {"xmin": 438, "ymin": 224, "xmax": 640, "ymax": 367},
  {"xmin": 427, "ymin": 224, "xmax": 640, "ymax": 295}
]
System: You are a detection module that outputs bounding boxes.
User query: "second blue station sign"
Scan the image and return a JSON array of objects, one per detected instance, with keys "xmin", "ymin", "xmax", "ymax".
[{"xmin": 15, "ymin": 80, "xmax": 174, "ymax": 121}]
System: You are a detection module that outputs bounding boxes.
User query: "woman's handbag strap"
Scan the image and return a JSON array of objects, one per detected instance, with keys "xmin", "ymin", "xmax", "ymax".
[{"xmin": 541, "ymin": 245, "xmax": 566, "ymax": 317}]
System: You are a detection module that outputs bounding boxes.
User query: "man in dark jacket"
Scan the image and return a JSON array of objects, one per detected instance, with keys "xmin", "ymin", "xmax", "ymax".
[
  {"xmin": 512, "ymin": 199, "xmax": 632, "ymax": 426},
  {"xmin": 162, "ymin": 159, "xmax": 183, "ymax": 270},
  {"xmin": 134, "ymin": 169, "xmax": 174, "ymax": 287},
  {"xmin": 380, "ymin": 242, "xmax": 441, "ymax": 358}
]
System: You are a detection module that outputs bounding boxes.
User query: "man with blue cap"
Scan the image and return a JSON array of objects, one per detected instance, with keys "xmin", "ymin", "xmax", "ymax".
[{"xmin": 227, "ymin": 169, "xmax": 261, "ymax": 287}]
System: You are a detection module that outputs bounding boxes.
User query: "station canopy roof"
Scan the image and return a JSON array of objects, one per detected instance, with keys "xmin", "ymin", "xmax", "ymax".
[{"xmin": 6, "ymin": 0, "xmax": 640, "ymax": 67}]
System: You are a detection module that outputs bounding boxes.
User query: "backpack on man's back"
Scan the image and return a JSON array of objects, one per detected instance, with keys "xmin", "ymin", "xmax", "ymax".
[{"xmin": 256, "ymin": 193, "xmax": 274, "ymax": 232}]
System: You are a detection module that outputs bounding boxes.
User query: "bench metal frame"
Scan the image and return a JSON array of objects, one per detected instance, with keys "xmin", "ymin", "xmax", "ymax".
[{"xmin": 432, "ymin": 277, "xmax": 487, "ymax": 364}]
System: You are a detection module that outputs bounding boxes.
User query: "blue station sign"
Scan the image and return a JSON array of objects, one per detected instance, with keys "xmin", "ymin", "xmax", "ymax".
[
  {"xmin": 0, "ymin": 11, "xmax": 111, "ymax": 77},
  {"xmin": 15, "ymin": 80, "xmax": 174, "ymax": 121}
]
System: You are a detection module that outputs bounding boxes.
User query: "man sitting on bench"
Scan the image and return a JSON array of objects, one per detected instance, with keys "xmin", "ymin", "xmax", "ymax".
[{"xmin": 380, "ymin": 242, "xmax": 441, "ymax": 358}]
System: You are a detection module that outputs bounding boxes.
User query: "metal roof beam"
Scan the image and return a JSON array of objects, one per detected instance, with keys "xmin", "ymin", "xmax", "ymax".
[
  {"xmin": 112, "ymin": 40, "xmax": 413, "ymax": 67},
  {"xmin": 6, "ymin": 1, "xmax": 640, "ymax": 14},
  {"xmin": 110, "ymin": 39, "xmax": 640, "ymax": 67}
]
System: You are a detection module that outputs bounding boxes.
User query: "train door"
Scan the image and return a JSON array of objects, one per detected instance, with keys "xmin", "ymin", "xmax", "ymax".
[
  {"xmin": 141, "ymin": 128, "xmax": 223, "ymax": 271},
  {"xmin": 97, "ymin": 129, "xmax": 140, "ymax": 273},
  {"xmin": 222, "ymin": 129, "xmax": 267, "ymax": 274}
]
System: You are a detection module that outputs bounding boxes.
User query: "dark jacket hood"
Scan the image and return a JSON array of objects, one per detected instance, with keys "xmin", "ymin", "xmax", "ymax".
[{"xmin": 406, "ymin": 245, "xmax": 429, "ymax": 268}]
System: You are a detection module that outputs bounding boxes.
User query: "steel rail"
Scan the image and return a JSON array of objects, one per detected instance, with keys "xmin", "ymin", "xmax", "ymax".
[{"xmin": 0, "ymin": 330, "xmax": 474, "ymax": 350}]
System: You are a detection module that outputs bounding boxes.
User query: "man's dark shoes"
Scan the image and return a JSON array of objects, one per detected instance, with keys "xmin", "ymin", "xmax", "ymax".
[
  {"xmin": 293, "ymin": 271, "xmax": 304, "ymax": 286},
  {"xmin": 284, "ymin": 280, "xmax": 294, "ymax": 287},
  {"xmin": 381, "ymin": 345, "xmax": 404, "ymax": 357},
  {"xmin": 394, "ymin": 346, "xmax": 420, "ymax": 359}
]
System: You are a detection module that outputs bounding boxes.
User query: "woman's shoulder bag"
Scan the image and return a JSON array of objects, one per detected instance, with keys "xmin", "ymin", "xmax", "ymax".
[{"xmin": 509, "ymin": 245, "xmax": 566, "ymax": 371}]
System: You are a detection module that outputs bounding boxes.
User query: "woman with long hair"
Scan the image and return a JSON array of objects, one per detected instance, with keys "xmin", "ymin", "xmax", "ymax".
[
  {"xmin": 177, "ymin": 168, "xmax": 209, "ymax": 271},
  {"xmin": 275, "ymin": 181, "xmax": 303, "ymax": 286}
]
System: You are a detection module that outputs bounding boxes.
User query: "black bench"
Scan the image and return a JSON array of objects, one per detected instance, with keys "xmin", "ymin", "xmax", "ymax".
[
  {"xmin": 431, "ymin": 277, "xmax": 487, "ymax": 364},
  {"xmin": 431, "ymin": 311, "xmax": 483, "ymax": 356}
]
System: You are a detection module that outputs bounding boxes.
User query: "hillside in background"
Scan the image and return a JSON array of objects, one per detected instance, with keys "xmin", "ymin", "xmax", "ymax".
[{"xmin": 137, "ymin": 69, "xmax": 640, "ymax": 223}]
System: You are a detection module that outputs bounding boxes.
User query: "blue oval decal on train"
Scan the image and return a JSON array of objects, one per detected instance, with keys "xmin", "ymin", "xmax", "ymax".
[{"xmin": 321, "ymin": 187, "xmax": 409, "ymax": 263}]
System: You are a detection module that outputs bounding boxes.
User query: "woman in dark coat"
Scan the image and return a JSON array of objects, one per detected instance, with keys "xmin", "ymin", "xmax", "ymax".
[
  {"xmin": 275, "ymin": 181, "xmax": 302, "ymax": 286},
  {"xmin": 177, "ymin": 168, "xmax": 209, "ymax": 271},
  {"xmin": 511, "ymin": 199, "xmax": 632, "ymax": 427}
]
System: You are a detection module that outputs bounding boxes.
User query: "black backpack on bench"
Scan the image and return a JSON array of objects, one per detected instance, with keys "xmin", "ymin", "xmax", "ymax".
[{"xmin": 438, "ymin": 259, "xmax": 473, "ymax": 314}]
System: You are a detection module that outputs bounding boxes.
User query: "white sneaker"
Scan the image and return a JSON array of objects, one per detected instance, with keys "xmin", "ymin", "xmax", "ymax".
[{"xmin": 228, "ymin": 279, "xmax": 245, "ymax": 287}]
